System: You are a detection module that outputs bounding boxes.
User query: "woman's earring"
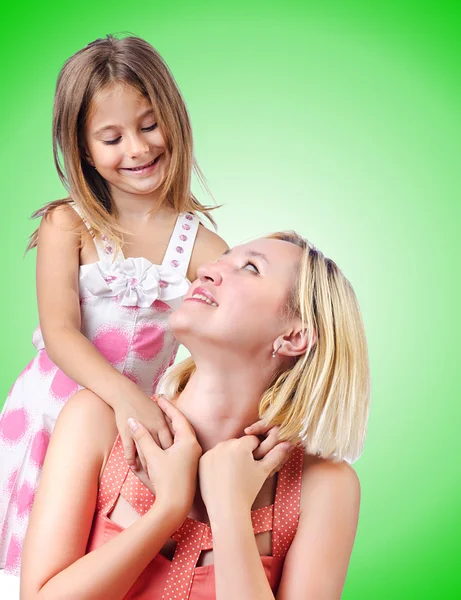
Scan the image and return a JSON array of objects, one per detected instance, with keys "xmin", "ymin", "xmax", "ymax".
[{"xmin": 272, "ymin": 344, "xmax": 282, "ymax": 358}]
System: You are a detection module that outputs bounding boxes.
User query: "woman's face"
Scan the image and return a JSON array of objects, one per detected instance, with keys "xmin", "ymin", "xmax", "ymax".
[
  {"xmin": 84, "ymin": 83, "xmax": 170, "ymax": 201},
  {"xmin": 170, "ymin": 238, "xmax": 302, "ymax": 357}
]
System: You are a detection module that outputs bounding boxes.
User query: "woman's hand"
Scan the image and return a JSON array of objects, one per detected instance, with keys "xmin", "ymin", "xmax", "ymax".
[
  {"xmin": 244, "ymin": 420, "xmax": 294, "ymax": 472},
  {"xmin": 112, "ymin": 381, "xmax": 174, "ymax": 468},
  {"xmin": 128, "ymin": 396, "xmax": 202, "ymax": 520},
  {"xmin": 199, "ymin": 436, "xmax": 292, "ymax": 521}
]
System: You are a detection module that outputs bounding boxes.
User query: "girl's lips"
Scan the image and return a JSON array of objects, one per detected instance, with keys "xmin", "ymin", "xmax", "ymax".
[{"xmin": 120, "ymin": 155, "xmax": 160, "ymax": 175}]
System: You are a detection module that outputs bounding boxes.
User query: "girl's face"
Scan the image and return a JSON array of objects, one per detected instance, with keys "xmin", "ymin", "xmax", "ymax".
[
  {"xmin": 170, "ymin": 238, "xmax": 302, "ymax": 358},
  {"xmin": 84, "ymin": 83, "xmax": 170, "ymax": 201}
]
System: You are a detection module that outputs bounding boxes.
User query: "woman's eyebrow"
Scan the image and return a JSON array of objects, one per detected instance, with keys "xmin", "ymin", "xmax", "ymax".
[
  {"xmin": 219, "ymin": 248, "xmax": 268, "ymax": 263},
  {"xmin": 246, "ymin": 250, "xmax": 268, "ymax": 263}
]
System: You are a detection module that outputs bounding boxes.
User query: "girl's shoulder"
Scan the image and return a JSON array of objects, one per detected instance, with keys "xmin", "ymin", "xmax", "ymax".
[
  {"xmin": 187, "ymin": 223, "xmax": 229, "ymax": 280},
  {"xmin": 38, "ymin": 201, "xmax": 88, "ymax": 241}
]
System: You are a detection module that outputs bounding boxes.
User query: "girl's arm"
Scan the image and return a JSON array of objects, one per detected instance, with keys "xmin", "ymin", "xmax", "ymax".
[
  {"xmin": 36, "ymin": 205, "xmax": 173, "ymax": 460},
  {"xmin": 20, "ymin": 391, "xmax": 188, "ymax": 600}
]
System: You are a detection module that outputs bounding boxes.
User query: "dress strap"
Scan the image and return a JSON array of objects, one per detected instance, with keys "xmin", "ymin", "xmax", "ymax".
[
  {"xmin": 162, "ymin": 213, "xmax": 200, "ymax": 278},
  {"xmin": 68, "ymin": 202, "xmax": 109, "ymax": 262},
  {"xmin": 272, "ymin": 446, "xmax": 304, "ymax": 558},
  {"xmin": 96, "ymin": 436, "xmax": 132, "ymax": 517}
]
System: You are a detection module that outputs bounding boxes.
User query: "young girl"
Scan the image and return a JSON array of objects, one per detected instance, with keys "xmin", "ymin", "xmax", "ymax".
[
  {"xmin": 21, "ymin": 232, "xmax": 370, "ymax": 599},
  {"xmin": 0, "ymin": 34, "xmax": 227, "ymax": 575}
]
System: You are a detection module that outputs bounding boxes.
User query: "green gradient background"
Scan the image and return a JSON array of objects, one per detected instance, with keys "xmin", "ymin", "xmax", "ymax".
[{"xmin": 1, "ymin": 1, "xmax": 459, "ymax": 597}]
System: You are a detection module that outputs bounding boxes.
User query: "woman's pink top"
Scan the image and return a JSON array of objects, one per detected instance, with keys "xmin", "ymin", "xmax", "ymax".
[{"xmin": 87, "ymin": 436, "xmax": 304, "ymax": 599}]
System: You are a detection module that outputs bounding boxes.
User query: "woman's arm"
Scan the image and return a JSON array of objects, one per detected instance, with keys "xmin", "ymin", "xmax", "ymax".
[
  {"xmin": 202, "ymin": 441, "xmax": 360, "ymax": 600},
  {"xmin": 36, "ymin": 205, "xmax": 173, "ymax": 460},
  {"xmin": 200, "ymin": 436, "xmax": 291, "ymax": 600},
  {"xmin": 276, "ymin": 458, "xmax": 360, "ymax": 600},
  {"xmin": 21, "ymin": 390, "xmax": 184, "ymax": 600}
]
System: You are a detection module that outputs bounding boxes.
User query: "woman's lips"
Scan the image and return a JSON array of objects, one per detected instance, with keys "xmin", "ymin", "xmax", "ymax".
[{"xmin": 185, "ymin": 286, "xmax": 218, "ymax": 307}]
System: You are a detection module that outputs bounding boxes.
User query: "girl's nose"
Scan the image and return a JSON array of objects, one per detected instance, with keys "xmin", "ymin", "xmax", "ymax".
[{"xmin": 126, "ymin": 135, "xmax": 149, "ymax": 159}]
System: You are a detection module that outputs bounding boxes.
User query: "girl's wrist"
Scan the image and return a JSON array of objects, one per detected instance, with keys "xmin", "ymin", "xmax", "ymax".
[{"xmin": 104, "ymin": 374, "xmax": 138, "ymax": 409}]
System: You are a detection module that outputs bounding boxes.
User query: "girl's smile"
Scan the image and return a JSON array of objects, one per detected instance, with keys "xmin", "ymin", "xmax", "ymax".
[
  {"xmin": 85, "ymin": 83, "xmax": 170, "ymax": 202},
  {"xmin": 119, "ymin": 154, "xmax": 164, "ymax": 176}
]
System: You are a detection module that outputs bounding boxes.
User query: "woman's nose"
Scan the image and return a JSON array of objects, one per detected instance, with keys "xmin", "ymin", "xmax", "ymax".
[{"xmin": 197, "ymin": 261, "xmax": 223, "ymax": 285}]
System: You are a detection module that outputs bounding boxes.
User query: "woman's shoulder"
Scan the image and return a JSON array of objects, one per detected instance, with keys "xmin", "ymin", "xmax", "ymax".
[
  {"xmin": 56, "ymin": 390, "xmax": 117, "ymax": 457},
  {"xmin": 300, "ymin": 454, "xmax": 361, "ymax": 514}
]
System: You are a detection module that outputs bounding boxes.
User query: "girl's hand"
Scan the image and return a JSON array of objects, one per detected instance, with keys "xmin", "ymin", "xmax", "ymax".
[
  {"xmin": 128, "ymin": 396, "xmax": 202, "ymax": 520},
  {"xmin": 244, "ymin": 420, "xmax": 294, "ymax": 472},
  {"xmin": 113, "ymin": 383, "xmax": 174, "ymax": 468},
  {"xmin": 199, "ymin": 436, "xmax": 292, "ymax": 520}
]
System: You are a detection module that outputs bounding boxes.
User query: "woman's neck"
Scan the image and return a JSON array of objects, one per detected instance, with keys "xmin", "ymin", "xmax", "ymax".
[{"xmin": 174, "ymin": 358, "xmax": 274, "ymax": 453}]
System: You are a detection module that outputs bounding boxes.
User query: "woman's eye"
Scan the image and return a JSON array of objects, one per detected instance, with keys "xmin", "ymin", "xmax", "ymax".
[
  {"xmin": 242, "ymin": 261, "xmax": 259, "ymax": 274},
  {"xmin": 142, "ymin": 123, "xmax": 158, "ymax": 132},
  {"xmin": 103, "ymin": 137, "xmax": 121, "ymax": 145}
]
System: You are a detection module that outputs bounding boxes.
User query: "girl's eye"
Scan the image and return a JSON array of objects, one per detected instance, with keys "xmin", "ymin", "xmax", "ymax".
[
  {"xmin": 142, "ymin": 123, "xmax": 158, "ymax": 132},
  {"xmin": 242, "ymin": 261, "xmax": 259, "ymax": 274},
  {"xmin": 102, "ymin": 137, "xmax": 121, "ymax": 145}
]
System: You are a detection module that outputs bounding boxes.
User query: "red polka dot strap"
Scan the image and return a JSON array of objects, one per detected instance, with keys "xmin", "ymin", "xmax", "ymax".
[
  {"xmin": 272, "ymin": 446, "xmax": 304, "ymax": 557},
  {"xmin": 96, "ymin": 438, "xmax": 304, "ymax": 599}
]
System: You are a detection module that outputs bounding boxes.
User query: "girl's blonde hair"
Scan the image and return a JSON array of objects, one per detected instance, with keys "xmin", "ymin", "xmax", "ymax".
[
  {"xmin": 27, "ymin": 34, "xmax": 216, "ymax": 250},
  {"xmin": 163, "ymin": 232, "xmax": 370, "ymax": 463}
]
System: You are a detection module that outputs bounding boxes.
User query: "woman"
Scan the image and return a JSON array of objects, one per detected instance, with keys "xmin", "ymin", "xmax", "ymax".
[{"xmin": 20, "ymin": 232, "xmax": 370, "ymax": 599}]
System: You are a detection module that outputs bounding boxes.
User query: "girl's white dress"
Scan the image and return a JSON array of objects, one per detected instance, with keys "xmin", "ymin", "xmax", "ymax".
[{"xmin": 0, "ymin": 207, "xmax": 199, "ymax": 575}]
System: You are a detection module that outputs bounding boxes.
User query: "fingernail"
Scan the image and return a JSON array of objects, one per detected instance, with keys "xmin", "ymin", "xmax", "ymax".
[{"xmin": 128, "ymin": 418, "xmax": 139, "ymax": 432}]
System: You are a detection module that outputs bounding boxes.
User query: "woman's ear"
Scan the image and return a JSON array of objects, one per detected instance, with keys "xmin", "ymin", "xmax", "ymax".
[{"xmin": 275, "ymin": 322, "xmax": 317, "ymax": 358}]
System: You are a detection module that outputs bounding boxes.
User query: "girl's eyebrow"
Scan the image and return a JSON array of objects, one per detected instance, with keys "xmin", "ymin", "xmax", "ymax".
[{"xmin": 93, "ymin": 109, "xmax": 155, "ymax": 136}]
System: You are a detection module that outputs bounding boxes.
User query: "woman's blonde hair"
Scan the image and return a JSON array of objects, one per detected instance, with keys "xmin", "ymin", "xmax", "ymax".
[
  {"xmin": 27, "ymin": 34, "xmax": 216, "ymax": 251},
  {"xmin": 163, "ymin": 232, "xmax": 370, "ymax": 463}
]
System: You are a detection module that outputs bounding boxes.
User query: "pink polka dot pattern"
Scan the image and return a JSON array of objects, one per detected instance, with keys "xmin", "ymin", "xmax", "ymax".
[
  {"xmin": 5, "ymin": 535, "xmax": 22, "ymax": 571},
  {"xmin": 0, "ymin": 408, "xmax": 29, "ymax": 444},
  {"xmin": 17, "ymin": 482, "xmax": 35, "ymax": 518},
  {"xmin": 93, "ymin": 327, "xmax": 130, "ymax": 365},
  {"xmin": 38, "ymin": 350, "xmax": 56, "ymax": 375},
  {"xmin": 94, "ymin": 437, "xmax": 304, "ymax": 599},
  {"xmin": 30, "ymin": 429, "xmax": 51, "ymax": 466},
  {"xmin": 132, "ymin": 323, "xmax": 165, "ymax": 362},
  {"xmin": 50, "ymin": 370, "xmax": 79, "ymax": 402}
]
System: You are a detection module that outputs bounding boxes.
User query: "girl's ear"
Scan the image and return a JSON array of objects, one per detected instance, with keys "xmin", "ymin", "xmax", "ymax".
[
  {"xmin": 275, "ymin": 321, "xmax": 317, "ymax": 358},
  {"xmin": 84, "ymin": 153, "xmax": 95, "ymax": 167},
  {"xmin": 81, "ymin": 144, "xmax": 95, "ymax": 167}
]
